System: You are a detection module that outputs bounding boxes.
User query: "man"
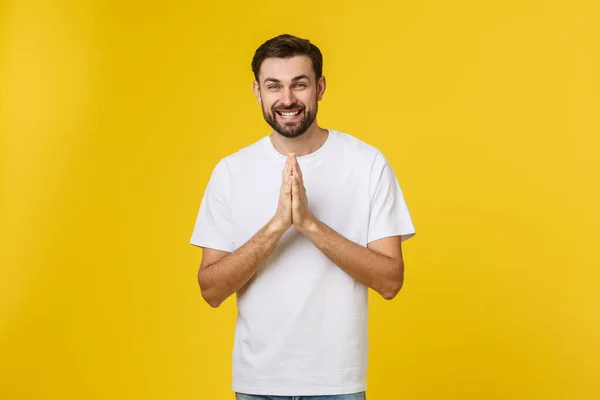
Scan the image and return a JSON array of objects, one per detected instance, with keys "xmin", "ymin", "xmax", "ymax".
[{"xmin": 190, "ymin": 34, "xmax": 415, "ymax": 399}]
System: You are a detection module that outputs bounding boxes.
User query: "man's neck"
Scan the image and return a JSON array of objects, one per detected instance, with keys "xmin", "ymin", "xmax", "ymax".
[{"xmin": 269, "ymin": 123, "xmax": 329, "ymax": 157}]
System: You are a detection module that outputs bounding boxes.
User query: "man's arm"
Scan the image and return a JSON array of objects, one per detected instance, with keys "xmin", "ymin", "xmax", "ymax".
[
  {"xmin": 198, "ymin": 219, "xmax": 287, "ymax": 307},
  {"xmin": 302, "ymin": 220, "xmax": 404, "ymax": 300},
  {"xmin": 197, "ymin": 155, "xmax": 294, "ymax": 308},
  {"xmin": 289, "ymin": 153, "xmax": 406, "ymax": 300}
]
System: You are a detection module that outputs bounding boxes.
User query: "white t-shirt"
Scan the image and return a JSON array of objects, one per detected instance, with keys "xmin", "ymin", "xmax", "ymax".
[{"xmin": 190, "ymin": 130, "xmax": 415, "ymax": 396}]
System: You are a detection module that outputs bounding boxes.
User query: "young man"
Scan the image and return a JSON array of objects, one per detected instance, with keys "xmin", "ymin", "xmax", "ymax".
[{"xmin": 190, "ymin": 34, "xmax": 416, "ymax": 399}]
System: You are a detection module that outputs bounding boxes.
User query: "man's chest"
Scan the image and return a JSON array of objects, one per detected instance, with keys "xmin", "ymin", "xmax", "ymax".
[{"xmin": 229, "ymin": 166, "xmax": 371, "ymax": 248}]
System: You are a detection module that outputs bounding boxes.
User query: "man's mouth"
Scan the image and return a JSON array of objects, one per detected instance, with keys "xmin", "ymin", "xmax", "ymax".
[{"xmin": 276, "ymin": 109, "xmax": 302, "ymax": 119}]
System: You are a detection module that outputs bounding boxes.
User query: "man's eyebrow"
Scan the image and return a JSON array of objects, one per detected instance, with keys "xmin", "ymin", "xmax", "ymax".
[
  {"xmin": 263, "ymin": 77, "xmax": 281, "ymax": 84},
  {"xmin": 291, "ymin": 74, "xmax": 311, "ymax": 82},
  {"xmin": 263, "ymin": 75, "xmax": 311, "ymax": 84}
]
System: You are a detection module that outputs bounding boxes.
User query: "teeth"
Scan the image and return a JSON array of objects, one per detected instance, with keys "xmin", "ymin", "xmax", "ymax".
[{"xmin": 280, "ymin": 110, "xmax": 301, "ymax": 117}]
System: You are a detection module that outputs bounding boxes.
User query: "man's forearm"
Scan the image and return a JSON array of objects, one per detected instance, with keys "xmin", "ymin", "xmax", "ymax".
[
  {"xmin": 302, "ymin": 219, "xmax": 403, "ymax": 299},
  {"xmin": 198, "ymin": 220, "xmax": 286, "ymax": 307}
]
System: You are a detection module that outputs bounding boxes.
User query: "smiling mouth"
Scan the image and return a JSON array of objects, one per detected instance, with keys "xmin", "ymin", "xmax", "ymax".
[{"xmin": 276, "ymin": 109, "xmax": 302, "ymax": 118}]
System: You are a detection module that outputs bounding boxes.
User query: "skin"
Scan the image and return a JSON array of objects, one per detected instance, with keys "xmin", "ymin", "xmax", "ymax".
[
  {"xmin": 197, "ymin": 55, "xmax": 405, "ymax": 307},
  {"xmin": 254, "ymin": 56, "xmax": 329, "ymax": 157}
]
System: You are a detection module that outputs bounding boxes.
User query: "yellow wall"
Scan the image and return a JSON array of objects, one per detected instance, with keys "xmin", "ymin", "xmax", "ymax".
[{"xmin": 1, "ymin": 0, "xmax": 598, "ymax": 399}]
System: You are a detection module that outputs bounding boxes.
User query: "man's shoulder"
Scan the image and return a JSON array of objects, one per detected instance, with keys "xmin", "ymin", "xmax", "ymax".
[
  {"xmin": 215, "ymin": 135, "xmax": 269, "ymax": 168},
  {"xmin": 331, "ymin": 130, "xmax": 383, "ymax": 160}
]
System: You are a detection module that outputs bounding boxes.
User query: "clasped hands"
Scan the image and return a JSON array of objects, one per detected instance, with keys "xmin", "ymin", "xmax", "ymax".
[{"xmin": 272, "ymin": 153, "xmax": 316, "ymax": 235}]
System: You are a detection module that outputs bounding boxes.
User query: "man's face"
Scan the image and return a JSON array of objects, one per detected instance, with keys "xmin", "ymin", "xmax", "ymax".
[{"xmin": 254, "ymin": 55, "xmax": 326, "ymax": 138}]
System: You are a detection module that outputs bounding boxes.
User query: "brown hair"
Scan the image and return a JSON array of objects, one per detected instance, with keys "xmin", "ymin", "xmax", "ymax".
[{"xmin": 251, "ymin": 34, "xmax": 323, "ymax": 82}]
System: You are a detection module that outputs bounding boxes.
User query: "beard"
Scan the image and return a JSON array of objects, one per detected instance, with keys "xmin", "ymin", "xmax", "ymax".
[{"xmin": 261, "ymin": 97, "xmax": 318, "ymax": 138}]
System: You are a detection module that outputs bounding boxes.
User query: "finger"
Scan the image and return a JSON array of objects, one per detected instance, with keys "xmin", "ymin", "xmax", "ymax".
[
  {"xmin": 284, "ymin": 174, "xmax": 292, "ymax": 194},
  {"xmin": 292, "ymin": 175, "xmax": 299, "ymax": 195},
  {"xmin": 282, "ymin": 172, "xmax": 291, "ymax": 194},
  {"xmin": 295, "ymin": 169, "xmax": 304, "ymax": 187},
  {"xmin": 293, "ymin": 156, "xmax": 303, "ymax": 180},
  {"xmin": 284, "ymin": 156, "xmax": 291, "ymax": 177},
  {"xmin": 290, "ymin": 154, "xmax": 297, "ymax": 175}
]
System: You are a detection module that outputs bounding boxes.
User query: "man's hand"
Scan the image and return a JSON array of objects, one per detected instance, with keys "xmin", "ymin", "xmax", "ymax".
[
  {"xmin": 270, "ymin": 155, "xmax": 293, "ymax": 234},
  {"xmin": 290, "ymin": 154, "xmax": 316, "ymax": 234}
]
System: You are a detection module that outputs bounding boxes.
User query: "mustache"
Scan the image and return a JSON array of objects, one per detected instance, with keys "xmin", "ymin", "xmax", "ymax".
[{"xmin": 273, "ymin": 105, "xmax": 304, "ymax": 112}]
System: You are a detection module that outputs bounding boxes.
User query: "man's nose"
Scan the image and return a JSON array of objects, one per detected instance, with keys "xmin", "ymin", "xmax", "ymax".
[{"xmin": 280, "ymin": 88, "xmax": 296, "ymax": 107}]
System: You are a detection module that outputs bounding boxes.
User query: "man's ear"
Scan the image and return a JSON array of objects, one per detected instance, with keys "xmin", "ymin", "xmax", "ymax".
[
  {"xmin": 317, "ymin": 75, "xmax": 326, "ymax": 101},
  {"xmin": 253, "ymin": 80, "xmax": 262, "ymax": 105}
]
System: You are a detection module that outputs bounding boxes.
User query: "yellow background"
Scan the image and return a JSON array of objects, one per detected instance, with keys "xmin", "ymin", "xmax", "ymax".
[{"xmin": 1, "ymin": 0, "xmax": 599, "ymax": 399}]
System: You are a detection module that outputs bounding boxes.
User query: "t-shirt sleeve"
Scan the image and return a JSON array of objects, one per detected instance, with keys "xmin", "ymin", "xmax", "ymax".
[
  {"xmin": 367, "ymin": 151, "xmax": 416, "ymax": 244},
  {"xmin": 189, "ymin": 158, "xmax": 235, "ymax": 252}
]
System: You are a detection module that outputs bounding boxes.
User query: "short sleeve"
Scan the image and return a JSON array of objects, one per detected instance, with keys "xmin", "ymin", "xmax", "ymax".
[
  {"xmin": 190, "ymin": 159, "xmax": 235, "ymax": 252},
  {"xmin": 368, "ymin": 152, "xmax": 416, "ymax": 244}
]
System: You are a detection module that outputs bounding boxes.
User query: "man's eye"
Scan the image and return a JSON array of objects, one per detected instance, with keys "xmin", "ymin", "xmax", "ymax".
[
  {"xmin": 268, "ymin": 85, "xmax": 279, "ymax": 90},
  {"xmin": 296, "ymin": 83, "xmax": 306, "ymax": 88}
]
